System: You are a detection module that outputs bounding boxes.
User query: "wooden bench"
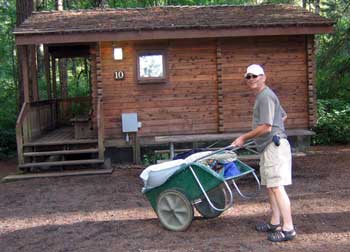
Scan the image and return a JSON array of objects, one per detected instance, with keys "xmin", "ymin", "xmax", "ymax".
[{"xmin": 155, "ymin": 129, "xmax": 315, "ymax": 159}]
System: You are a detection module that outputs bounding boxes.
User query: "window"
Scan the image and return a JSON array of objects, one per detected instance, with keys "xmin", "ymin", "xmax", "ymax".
[{"xmin": 137, "ymin": 50, "xmax": 167, "ymax": 83}]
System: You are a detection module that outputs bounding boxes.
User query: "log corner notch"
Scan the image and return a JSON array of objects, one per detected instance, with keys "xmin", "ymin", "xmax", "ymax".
[
  {"xmin": 95, "ymin": 43, "xmax": 105, "ymax": 161},
  {"xmin": 216, "ymin": 39, "xmax": 224, "ymax": 133},
  {"xmin": 306, "ymin": 35, "xmax": 317, "ymax": 129}
]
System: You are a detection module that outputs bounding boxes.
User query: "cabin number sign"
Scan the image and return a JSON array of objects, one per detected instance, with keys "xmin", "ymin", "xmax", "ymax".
[{"xmin": 114, "ymin": 71, "xmax": 125, "ymax": 80}]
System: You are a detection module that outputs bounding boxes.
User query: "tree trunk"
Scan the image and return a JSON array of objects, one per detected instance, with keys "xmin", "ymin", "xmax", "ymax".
[
  {"xmin": 64, "ymin": 0, "xmax": 70, "ymax": 9},
  {"xmin": 315, "ymin": 0, "xmax": 320, "ymax": 14},
  {"xmin": 59, "ymin": 59, "xmax": 68, "ymax": 98},
  {"xmin": 56, "ymin": 0, "xmax": 63, "ymax": 11},
  {"xmin": 302, "ymin": 0, "xmax": 307, "ymax": 9},
  {"xmin": 55, "ymin": 0, "xmax": 67, "ymax": 99},
  {"xmin": 37, "ymin": 45, "xmax": 44, "ymax": 78},
  {"xmin": 72, "ymin": 59, "xmax": 76, "ymax": 80},
  {"xmin": 16, "ymin": 0, "xmax": 34, "ymax": 25},
  {"xmin": 36, "ymin": 0, "xmax": 47, "ymax": 10},
  {"xmin": 96, "ymin": 0, "xmax": 108, "ymax": 8}
]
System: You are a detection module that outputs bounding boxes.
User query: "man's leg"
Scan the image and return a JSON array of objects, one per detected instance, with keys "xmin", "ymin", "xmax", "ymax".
[
  {"xmin": 267, "ymin": 188, "xmax": 281, "ymax": 225},
  {"xmin": 269, "ymin": 186, "xmax": 294, "ymax": 231}
]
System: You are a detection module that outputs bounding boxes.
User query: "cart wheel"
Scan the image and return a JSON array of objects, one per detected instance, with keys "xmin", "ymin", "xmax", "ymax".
[
  {"xmin": 194, "ymin": 185, "xmax": 229, "ymax": 219},
  {"xmin": 156, "ymin": 189, "xmax": 194, "ymax": 231}
]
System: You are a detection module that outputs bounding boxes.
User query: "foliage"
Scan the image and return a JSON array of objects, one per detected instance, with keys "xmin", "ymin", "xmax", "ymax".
[
  {"xmin": 0, "ymin": 0, "xmax": 17, "ymax": 159},
  {"xmin": 313, "ymin": 1, "xmax": 350, "ymax": 145},
  {"xmin": 313, "ymin": 99, "xmax": 350, "ymax": 145},
  {"xmin": 316, "ymin": 0, "xmax": 350, "ymax": 100},
  {"xmin": 0, "ymin": 77, "xmax": 17, "ymax": 159}
]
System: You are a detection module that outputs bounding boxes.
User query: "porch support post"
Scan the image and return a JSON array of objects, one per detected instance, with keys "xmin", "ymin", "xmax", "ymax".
[
  {"xmin": 44, "ymin": 45, "xmax": 52, "ymax": 100},
  {"xmin": 131, "ymin": 133, "xmax": 141, "ymax": 165},
  {"xmin": 17, "ymin": 45, "xmax": 31, "ymax": 166},
  {"xmin": 51, "ymin": 56, "xmax": 58, "ymax": 126},
  {"xmin": 52, "ymin": 56, "xmax": 57, "ymax": 99},
  {"xmin": 29, "ymin": 45, "xmax": 39, "ymax": 101},
  {"xmin": 44, "ymin": 45, "xmax": 54, "ymax": 129},
  {"xmin": 22, "ymin": 45, "xmax": 30, "ymax": 103}
]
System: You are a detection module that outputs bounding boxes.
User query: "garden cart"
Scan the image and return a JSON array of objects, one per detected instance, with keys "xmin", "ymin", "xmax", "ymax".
[{"xmin": 140, "ymin": 141, "xmax": 260, "ymax": 231}]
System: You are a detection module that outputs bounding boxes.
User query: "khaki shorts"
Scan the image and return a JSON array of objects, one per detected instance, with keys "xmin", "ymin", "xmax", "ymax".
[{"xmin": 259, "ymin": 139, "xmax": 292, "ymax": 188}]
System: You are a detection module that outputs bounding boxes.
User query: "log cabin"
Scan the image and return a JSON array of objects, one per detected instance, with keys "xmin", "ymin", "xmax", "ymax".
[{"xmin": 13, "ymin": 4, "xmax": 334, "ymax": 170}]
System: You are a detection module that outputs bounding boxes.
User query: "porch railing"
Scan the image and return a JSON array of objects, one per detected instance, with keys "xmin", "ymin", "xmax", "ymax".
[
  {"xmin": 16, "ymin": 100, "xmax": 55, "ymax": 164},
  {"xmin": 16, "ymin": 102, "xmax": 29, "ymax": 165},
  {"xmin": 15, "ymin": 96, "xmax": 93, "ymax": 165}
]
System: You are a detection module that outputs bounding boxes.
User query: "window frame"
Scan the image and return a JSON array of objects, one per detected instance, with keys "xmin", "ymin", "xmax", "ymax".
[{"xmin": 136, "ymin": 49, "xmax": 168, "ymax": 84}]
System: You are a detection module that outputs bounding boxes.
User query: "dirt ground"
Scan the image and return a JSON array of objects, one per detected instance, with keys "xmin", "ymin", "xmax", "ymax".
[{"xmin": 1, "ymin": 146, "xmax": 350, "ymax": 252}]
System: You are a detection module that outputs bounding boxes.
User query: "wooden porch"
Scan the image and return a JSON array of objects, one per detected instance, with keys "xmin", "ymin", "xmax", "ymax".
[
  {"xmin": 15, "ymin": 42, "xmax": 106, "ymax": 172},
  {"xmin": 16, "ymin": 96, "xmax": 105, "ymax": 172},
  {"xmin": 25, "ymin": 126, "xmax": 95, "ymax": 145}
]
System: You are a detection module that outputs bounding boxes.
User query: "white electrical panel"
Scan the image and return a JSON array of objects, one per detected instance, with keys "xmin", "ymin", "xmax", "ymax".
[{"xmin": 121, "ymin": 113, "xmax": 138, "ymax": 133}]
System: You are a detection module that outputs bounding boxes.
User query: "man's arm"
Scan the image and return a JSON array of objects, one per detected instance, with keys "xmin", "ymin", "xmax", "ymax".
[{"xmin": 232, "ymin": 124, "xmax": 272, "ymax": 147}]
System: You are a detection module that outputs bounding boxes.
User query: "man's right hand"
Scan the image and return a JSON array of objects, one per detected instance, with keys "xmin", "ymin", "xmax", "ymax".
[{"xmin": 231, "ymin": 135, "xmax": 245, "ymax": 147}]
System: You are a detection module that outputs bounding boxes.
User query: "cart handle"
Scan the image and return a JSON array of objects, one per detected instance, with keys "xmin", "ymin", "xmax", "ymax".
[
  {"xmin": 230, "ymin": 171, "xmax": 261, "ymax": 199},
  {"xmin": 193, "ymin": 140, "xmax": 256, "ymax": 162},
  {"xmin": 189, "ymin": 165, "xmax": 233, "ymax": 212}
]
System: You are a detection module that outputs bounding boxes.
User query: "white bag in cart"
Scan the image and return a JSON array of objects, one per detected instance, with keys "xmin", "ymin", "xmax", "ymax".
[{"xmin": 140, "ymin": 159, "xmax": 187, "ymax": 190}]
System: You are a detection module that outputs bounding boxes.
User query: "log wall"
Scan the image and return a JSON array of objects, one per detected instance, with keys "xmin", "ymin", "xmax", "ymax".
[
  {"xmin": 101, "ymin": 39, "xmax": 218, "ymax": 139},
  {"xmin": 99, "ymin": 36, "xmax": 310, "ymax": 140},
  {"xmin": 220, "ymin": 36, "xmax": 309, "ymax": 131}
]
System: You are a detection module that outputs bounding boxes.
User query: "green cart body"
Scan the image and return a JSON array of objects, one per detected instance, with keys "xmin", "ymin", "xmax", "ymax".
[
  {"xmin": 141, "ymin": 147, "xmax": 260, "ymax": 232},
  {"xmin": 143, "ymin": 162, "xmax": 224, "ymax": 212}
]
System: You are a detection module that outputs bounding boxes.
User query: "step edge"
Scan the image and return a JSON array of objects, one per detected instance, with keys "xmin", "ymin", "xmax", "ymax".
[
  {"xmin": 19, "ymin": 159, "xmax": 104, "ymax": 168},
  {"xmin": 23, "ymin": 148, "xmax": 99, "ymax": 156}
]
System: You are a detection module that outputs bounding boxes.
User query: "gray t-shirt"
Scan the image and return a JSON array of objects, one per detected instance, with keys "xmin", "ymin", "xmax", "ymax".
[{"xmin": 252, "ymin": 86, "xmax": 287, "ymax": 153}]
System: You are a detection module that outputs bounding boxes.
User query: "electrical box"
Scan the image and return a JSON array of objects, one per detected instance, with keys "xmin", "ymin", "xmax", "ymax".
[{"xmin": 121, "ymin": 113, "xmax": 138, "ymax": 133}]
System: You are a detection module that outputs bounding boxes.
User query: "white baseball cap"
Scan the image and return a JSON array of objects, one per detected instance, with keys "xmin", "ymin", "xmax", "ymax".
[{"xmin": 244, "ymin": 64, "xmax": 265, "ymax": 77}]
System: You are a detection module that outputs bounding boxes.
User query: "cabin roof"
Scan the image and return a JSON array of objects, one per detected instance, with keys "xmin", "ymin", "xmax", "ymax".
[{"xmin": 14, "ymin": 5, "xmax": 334, "ymax": 45}]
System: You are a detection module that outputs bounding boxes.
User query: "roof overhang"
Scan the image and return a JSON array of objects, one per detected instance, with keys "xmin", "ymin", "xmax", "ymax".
[{"xmin": 15, "ymin": 25, "xmax": 334, "ymax": 45}]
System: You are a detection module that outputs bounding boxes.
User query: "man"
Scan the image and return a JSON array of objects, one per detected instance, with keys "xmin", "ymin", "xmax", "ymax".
[{"xmin": 232, "ymin": 64, "xmax": 296, "ymax": 242}]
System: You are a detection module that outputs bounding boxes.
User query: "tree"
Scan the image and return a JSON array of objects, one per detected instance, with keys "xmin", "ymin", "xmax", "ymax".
[
  {"xmin": 95, "ymin": 0, "xmax": 108, "ymax": 7},
  {"xmin": 56, "ymin": 0, "xmax": 63, "ymax": 10}
]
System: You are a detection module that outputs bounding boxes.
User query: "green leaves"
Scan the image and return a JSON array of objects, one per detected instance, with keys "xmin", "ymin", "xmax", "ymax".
[
  {"xmin": 313, "ymin": 99, "xmax": 350, "ymax": 145},
  {"xmin": 317, "ymin": 0, "xmax": 350, "ymax": 101},
  {"xmin": 0, "ymin": 0, "xmax": 16, "ymax": 159}
]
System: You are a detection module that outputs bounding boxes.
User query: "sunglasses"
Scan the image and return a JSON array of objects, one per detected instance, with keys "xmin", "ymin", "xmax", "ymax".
[{"xmin": 245, "ymin": 74, "xmax": 259, "ymax": 80}]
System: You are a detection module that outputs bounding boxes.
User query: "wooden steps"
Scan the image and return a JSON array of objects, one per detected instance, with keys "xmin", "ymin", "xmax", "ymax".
[
  {"xmin": 18, "ymin": 159, "xmax": 104, "ymax": 169},
  {"xmin": 23, "ymin": 139, "xmax": 98, "ymax": 147},
  {"xmin": 19, "ymin": 133, "xmax": 105, "ymax": 172},
  {"xmin": 23, "ymin": 148, "xmax": 99, "ymax": 157},
  {"xmin": 2, "ymin": 168, "xmax": 113, "ymax": 183}
]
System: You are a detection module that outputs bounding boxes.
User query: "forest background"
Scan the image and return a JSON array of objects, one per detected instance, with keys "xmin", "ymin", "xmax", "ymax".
[{"xmin": 0, "ymin": 0, "xmax": 349, "ymax": 159}]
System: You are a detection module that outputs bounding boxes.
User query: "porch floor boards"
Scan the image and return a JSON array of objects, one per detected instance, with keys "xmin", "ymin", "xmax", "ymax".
[
  {"xmin": 19, "ymin": 126, "xmax": 104, "ymax": 171},
  {"xmin": 25, "ymin": 127, "xmax": 97, "ymax": 147}
]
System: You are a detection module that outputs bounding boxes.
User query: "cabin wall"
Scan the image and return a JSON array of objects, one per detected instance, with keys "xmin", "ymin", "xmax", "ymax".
[
  {"xmin": 220, "ymin": 36, "xmax": 309, "ymax": 131},
  {"xmin": 100, "ymin": 39, "xmax": 219, "ymax": 139},
  {"xmin": 99, "ymin": 35, "xmax": 309, "ymax": 141}
]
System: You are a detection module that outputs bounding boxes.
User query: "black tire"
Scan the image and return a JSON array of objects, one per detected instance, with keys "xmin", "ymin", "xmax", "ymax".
[{"xmin": 194, "ymin": 185, "xmax": 230, "ymax": 218}]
